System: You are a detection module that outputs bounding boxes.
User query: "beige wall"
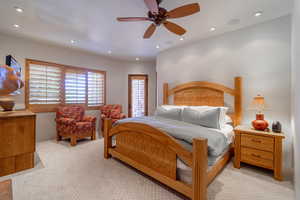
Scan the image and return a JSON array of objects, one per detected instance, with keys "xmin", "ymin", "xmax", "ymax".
[
  {"xmin": 157, "ymin": 16, "xmax": 293, "ymax": 178},
  {"xmin": 0, "ymin": 33, "xmax": 156, "ymax": 141},
  {"xmin": 292, "ymin": 0, "xmax": 300, "ymax": 197}
]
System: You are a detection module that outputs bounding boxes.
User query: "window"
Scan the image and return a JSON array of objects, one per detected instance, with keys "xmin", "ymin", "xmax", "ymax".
[
  {"xmin": 25, "ymin": 59, "xmax": 106, "ymax": 112},
  {"xmin": 128, "ymin": 75, "xmax": 148, "ymax": 117},
  {"xmin": 88, "ymin": 71, "xmax": 105, "ymax": 106},
  {"xmin": 65, "ymin": 69, "xmax": 86, "ymax": 104}
]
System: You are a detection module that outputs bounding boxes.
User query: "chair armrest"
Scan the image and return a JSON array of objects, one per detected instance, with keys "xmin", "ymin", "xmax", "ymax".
[
  {"xmin": 82, "ymin": 116, "xmax": 97, "ymax": 123},
  {"xmin": 56, "ymin": 118, "xmax": 76, "ymax": 125},
  {"xmin": 111, "ymin": 112, "xmax": 126, "ymax": 120},
  {"xmin": 120, "ymin": 113, "xmax": 126, "ymax": 119}
]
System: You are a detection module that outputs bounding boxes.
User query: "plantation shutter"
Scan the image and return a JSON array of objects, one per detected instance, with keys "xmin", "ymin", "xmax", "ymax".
[
  {"xmin": 28, "ymin": 63, "xmax": 62, "ymax": 105},
  {"xmin": 88, "ymin": 71, "xmax": 105, "ymax": 106},
  {"xmin": 131, "ymin": 76, "xmax": 147, "ymax": 117},
  {"xmin": 65, "ymin": 69, "xmax": 86, "ymax": 104}
]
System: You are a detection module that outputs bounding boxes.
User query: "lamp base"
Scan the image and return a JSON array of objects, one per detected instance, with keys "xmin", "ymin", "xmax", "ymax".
[
  {"xmin": 252, "ymin": 114, "xmax": 269, "ymax": 131},
  {"xmin": 0, "ymin": 100, "xmax": 15, "ymax": 111}
]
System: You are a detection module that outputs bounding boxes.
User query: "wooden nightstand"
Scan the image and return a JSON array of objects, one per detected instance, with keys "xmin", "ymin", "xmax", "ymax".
[{"xmin": 234, "ymin": 125, "xmax": 285, "ymax": 181}]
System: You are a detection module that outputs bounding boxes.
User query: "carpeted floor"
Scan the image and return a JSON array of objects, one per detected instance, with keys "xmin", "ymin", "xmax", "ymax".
[{"xmin": 0, "ymin": 139, "xmax": 295, "ymax": 200}]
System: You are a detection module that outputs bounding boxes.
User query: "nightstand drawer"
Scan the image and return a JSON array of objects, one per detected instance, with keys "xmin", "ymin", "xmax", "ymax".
[
  {"xmin": 241, "ymin": 134, "xmax": 274, "ymax": 152},
  {"xmin": 241, "ymin": 147, "xmax": 274, "ymax": 169}
]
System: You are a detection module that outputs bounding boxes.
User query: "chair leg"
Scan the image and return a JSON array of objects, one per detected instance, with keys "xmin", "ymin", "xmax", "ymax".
[
  {"xmin": 57, "ymin": 135, "xmax": 62, "ymax": 142},
  {"xmin": 91, "ymin": 130, "xmax": 96, "ymax": 140},
  {"xmin": 71, "ymin": 136, "xmax": 77, "ymax": 146}
]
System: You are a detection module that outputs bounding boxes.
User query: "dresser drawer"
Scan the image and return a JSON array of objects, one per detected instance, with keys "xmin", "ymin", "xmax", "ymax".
[
  {"xmin": 241, "ymin": 134, "xmax": 274, "ymax": 152},
  {"xmin": 241, "ymin": 147, "xmax": 274, "ymax": 169}
]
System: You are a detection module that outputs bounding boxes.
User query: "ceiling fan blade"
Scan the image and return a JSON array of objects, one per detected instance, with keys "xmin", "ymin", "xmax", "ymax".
[
  {"xmin": 163, "ymin": 21, "xmax": 186, "ymax": 36},
  {"xmin": 143, "ymin": 24, "xmax": 156, "ymax": 39},
  {"xmin": 144, "ymin": 0, "xmax": 159, "ymax": 14},
  {"xmin": 167, "ymin": 3, "xmax": 200, "ymax": 19},
  {"xmin": 117, "ymin": 17, "xmax": 153, "ymax": 22}
]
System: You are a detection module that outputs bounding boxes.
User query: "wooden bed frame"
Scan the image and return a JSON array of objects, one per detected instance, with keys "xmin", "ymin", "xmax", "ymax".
[{"xmin": 103, "ymin": 77, "xmax": 242, "ymax": 200}]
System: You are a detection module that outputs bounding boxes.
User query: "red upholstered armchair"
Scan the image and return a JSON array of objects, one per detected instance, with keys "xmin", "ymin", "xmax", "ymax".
[
  {"xmin": 100, "ymin": 104, "xmax": 126, "ymax": 131},
  {"xmin": 56, "ymin": 106, "xmax": 96, "ymax": 146}
]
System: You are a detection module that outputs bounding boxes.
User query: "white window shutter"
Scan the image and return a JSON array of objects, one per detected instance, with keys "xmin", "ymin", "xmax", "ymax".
[
  {"xmin": 88, "ymin": 71, "xmax": 105, "ymax": 106},
  {"xmin": 65, "ymin": 69, "xmax": 86, "ymax": 104},
  {"xmin": 29, "ymin": 64, "xmax": 62, "ymax": 105}
]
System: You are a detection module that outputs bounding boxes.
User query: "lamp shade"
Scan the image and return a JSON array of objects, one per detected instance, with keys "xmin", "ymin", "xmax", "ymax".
[{"xmin": 249, "ymin": 95, "xmax": 267, "ymax": 112}]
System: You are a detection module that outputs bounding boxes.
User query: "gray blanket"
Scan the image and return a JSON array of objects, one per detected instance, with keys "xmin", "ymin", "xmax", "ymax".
[{"xmin": 115, "ymin": 116, "xmax": 230, "ymax": 157}]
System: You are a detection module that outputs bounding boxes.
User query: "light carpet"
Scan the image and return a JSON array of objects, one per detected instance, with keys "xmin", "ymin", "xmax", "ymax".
[{"xmin": 0, "ymin": 139, "xmax": 294, "ymax": 200}]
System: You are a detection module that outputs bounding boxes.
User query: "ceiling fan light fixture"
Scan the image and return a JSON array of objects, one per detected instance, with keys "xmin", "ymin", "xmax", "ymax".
[
  {"xmin": 210, "ymin": 27, "xmax": 216, "ymax": 32},
  {"xmin": 13, "ymin": 24, "xmax": 20, "ymax": 28},
  {"xmin": 117, "ymin": 1, "xmax": 201, "ymax": 39},
  {"xmin": 136, "ymin": 57, "xmax": 140, "ymax": 61},
  {"xmin": 156, "ymin": 45, "xmax": 160, "ymax": 49},
  {"xmin": 180, "ymin": 37, "xmax": 184, "ymax": 41}
]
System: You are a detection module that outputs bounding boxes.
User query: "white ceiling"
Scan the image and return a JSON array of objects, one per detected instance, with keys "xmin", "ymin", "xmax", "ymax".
[{"xmin": 0, "ymin": 0, "xmax": 293, "ymax": 61}]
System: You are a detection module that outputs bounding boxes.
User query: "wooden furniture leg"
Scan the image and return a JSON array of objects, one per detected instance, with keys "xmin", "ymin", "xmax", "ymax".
[
  {"xmin": 104, "ymin": 119, "xmax": 112, "ymax": 159},
  {"xmin": 192, "ymin": 138, "xmax": 208, "ymax": 200},
  {"xmin": 70, "ymin": 136, "xmax": 77, "ymax": 146},
  {"xmin": 91, "ymin": 130, "xmax": 96, "ymax": 140},
  {"xmin": 56, "ymin": 135, "xmax": 62, "ymax": 141},
  {"xmin": 234, "ymin": 132, "xmax": 241, "ymax": 169},
  {"xmin": 274, "ymin": 137, "xmax": 283, "ymax": 180},
  {"xmin": 0, "ymin": 179, "xmax": 13, "ymax": 200}
]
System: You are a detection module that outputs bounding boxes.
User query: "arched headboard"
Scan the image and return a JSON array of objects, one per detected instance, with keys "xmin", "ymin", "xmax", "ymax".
[{"xmin": 163, "ymin": 77, "xmax": 242, "ymax": 126}]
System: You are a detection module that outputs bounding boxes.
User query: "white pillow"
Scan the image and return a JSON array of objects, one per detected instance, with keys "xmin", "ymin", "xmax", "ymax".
[
  {"xmin": 182, "ymin": 106, "xmax": 229, "ymax": 129},
  {"xmin": 182, "ymin": 107, "xmax": 222, "ymax": 129},
  {"xmin": 154, "ymin": 105, "xmax": 182, "ymax": 121}
]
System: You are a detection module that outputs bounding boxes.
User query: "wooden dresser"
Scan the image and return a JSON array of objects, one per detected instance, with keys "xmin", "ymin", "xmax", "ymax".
[
  {"xmin": 234, "ymin": 125, "xmax": 285, "ymax": 181},
  {"xmin": 0, "ymin": 110, "xmax": 36, "ymax": 177}
]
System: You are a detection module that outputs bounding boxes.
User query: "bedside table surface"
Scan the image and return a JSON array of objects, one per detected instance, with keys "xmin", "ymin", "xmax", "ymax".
[{"xmin": 234, "ymin": 125, "xmax": 285, "ymax": 138}]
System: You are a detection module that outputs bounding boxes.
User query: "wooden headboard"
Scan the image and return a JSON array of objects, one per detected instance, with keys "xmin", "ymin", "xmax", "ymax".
[{"xmin": 163, "ymin": 77, "xmax": 242, "ymax": 126}]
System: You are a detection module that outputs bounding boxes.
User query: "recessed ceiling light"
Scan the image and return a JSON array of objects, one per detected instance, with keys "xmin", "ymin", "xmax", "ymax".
[
  {"xmin": 210, "ymin": 27, "xmax": 216, "ymax": 32},
  {"xmin": 108, "ymin": 50, "xmax": 112, "ymax": 54},
  {"xmin": 13, "ymin": 24, "xmax": 20, "ymax": 28},
  {"xmin": 180, "ymin": 37, "xmax": 184, "ymax": 41},
  {"xmin": 15, "ymin": 7, "xmax": 23, "ymax": 13},
  {"xmin": 70, "ymin": 40, "xmax": 75, "ymax": 44},
  {"xmin": 156, "ymin": 45, "xmax": 160, "ymax": 49},
  {"xmin": 136, "ymin": 58, "xmax": 140, "ymax": 61},
  {"xmin": 254, "ymin": 11, "xmax": 263, "ymax": 17}
]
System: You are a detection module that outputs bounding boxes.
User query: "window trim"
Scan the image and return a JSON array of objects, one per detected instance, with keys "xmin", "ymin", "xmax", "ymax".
[{"xmin": 25, "ymin": 59, "xmax": 106, "ymax": 113}]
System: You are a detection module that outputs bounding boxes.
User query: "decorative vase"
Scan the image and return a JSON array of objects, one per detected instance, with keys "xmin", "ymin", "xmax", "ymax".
[
  {"xmin": 252, "ymin": 113, "xmax": 269, "ymax": 131},
  {"xmin": 0, "ymin": 100, "xmax": 15, "ymax": 111}
]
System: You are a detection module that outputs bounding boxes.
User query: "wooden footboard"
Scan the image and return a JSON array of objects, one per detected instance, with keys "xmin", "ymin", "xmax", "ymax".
[{"xmin": 104, "ymin": 119, "xmax": 211, "ymax": 200}]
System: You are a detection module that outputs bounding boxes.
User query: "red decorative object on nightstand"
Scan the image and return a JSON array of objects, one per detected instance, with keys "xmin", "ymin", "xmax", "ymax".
[{"xmin": 252, "ymin": 113, "xmax": 269, "ymax": 131}]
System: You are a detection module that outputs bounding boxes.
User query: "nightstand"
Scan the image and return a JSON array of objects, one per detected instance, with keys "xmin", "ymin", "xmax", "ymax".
[{"xmin": 234, "ymin": 125, "xmax": 285, "ymax": 181}]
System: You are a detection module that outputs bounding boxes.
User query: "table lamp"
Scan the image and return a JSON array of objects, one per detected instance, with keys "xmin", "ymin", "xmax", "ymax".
[{"xmin": 249, "ymin": 95, "xmax": 269, "ymax": 131}]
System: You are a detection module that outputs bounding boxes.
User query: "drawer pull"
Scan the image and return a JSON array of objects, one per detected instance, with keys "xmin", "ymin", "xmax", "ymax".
[
  {"xmin": 251, "ymin": 139, "xmax": 262, "ymax": 143},
  {"xmin": 251, "ymin": 154, "xmax": 261, "ymax": 158}
]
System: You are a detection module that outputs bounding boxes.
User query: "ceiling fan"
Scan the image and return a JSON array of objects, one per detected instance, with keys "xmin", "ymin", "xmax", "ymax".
[{"xmin": 117, "ymin": 0, "xmax": 200, "ymax": 39}]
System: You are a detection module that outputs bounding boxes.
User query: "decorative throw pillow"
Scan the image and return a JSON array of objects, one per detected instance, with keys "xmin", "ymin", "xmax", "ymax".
[
  {"xmin": 182, "ymin": 107, "xmax": 223, "ymax": 129},
  {"xmin": 154, "ymin": 106, "xmax": 182, "ymax": 121}
]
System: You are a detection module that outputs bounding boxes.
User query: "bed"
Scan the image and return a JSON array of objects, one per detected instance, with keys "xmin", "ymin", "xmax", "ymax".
[{"xmin": 103, "ymin": 77, "xmax": 242, "ymax": 200}]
